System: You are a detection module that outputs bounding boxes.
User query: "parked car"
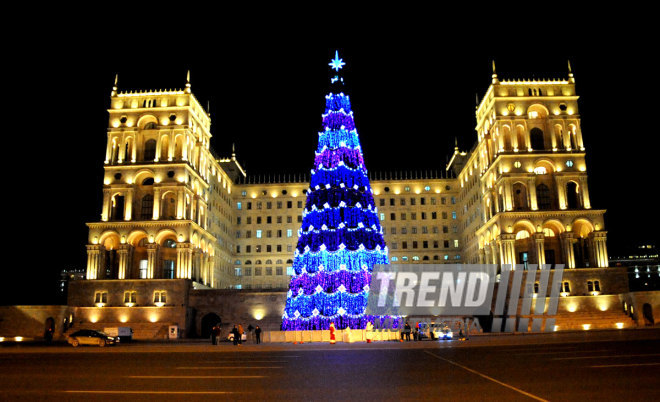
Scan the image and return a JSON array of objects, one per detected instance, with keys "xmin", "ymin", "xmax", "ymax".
[
  {"xmin": 104, "ymin": 327, "xmax": 133, "ymax": 342},
  {"xmin": 67, "ymin": 330, "xmax": 119, "ymax": 347},
  {"xmin": 227, "ymin": 332, "xmax": 247, "ymax": 342},
  {"xmin": 433, "ymin": 326, "xmax": 453, "ymax": 340}
]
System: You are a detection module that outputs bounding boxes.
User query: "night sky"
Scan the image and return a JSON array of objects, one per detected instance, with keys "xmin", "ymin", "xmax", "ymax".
[{"xmin": 5, "ymin": 25, "xmax": 658, "ymax": 304}]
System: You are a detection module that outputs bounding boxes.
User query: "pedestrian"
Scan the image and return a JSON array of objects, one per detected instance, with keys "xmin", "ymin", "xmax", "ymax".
[
  {"xmin": 255, "ymin": 325, "xmax": 261, "ymax": 344},
  {"xmin": 213, "ymin": 325, "xmax": 221, "ymax": 345},
  {"xmin": 329, "ymin": 322, "xmax": 336, "ymax": 344},
  {"xmin": 237, "ymin": 324, "xmax": 244, "ymax": 346},
  {"xmin": 404, "ymin": 322, "xmax": 411, "ymax": 341},
  {"xmin": 231, "ymin": 325, "xmax": 239, "ymax": 346},
  {"xmin": 247, "ymin": 324, "xmax": 254, "ymax": 342}
]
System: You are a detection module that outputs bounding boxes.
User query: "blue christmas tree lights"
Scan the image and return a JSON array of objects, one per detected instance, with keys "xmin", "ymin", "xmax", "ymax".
[{"xmin": 282, "ymin": 52, "xmax": 399, "ymax": 331}]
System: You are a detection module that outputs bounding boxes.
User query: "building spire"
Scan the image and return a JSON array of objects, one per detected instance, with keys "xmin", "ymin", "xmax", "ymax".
[
  {"xmin": 111, "ymin": 74, "xmax": 118, "ymax": 97},
  {"xmin": 568, "ymin": 60, "xmax": 575, "ymax": 83},
  {"xmin": 232, "ymin": 143, "xmax": 236, "ymax": 159},
  {"xmin": 185, "ymin": 70, "xmax": 191, "ymax": 93},
  {"xmin": 491, "ymin": 60, "xmax": 499, "ymax": 84}
]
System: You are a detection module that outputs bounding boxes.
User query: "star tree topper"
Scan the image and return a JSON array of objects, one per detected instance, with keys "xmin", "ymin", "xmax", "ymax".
[{"xmin": 329, "ymin": 50, "xmax": 346, "ymax": 71}]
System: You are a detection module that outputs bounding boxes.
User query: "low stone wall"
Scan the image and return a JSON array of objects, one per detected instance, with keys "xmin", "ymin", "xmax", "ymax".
[{"xmin": 0, "ymin": 306, "xmax": 71, "ymax": 340}]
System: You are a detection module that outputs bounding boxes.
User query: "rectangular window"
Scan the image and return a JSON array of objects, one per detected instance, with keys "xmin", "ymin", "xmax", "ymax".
[
  {"xmin": 277, "ymin": 201, "xmax": 282, "ymax": 209},
  {"xmin": 247, "ymin": 217, "xmax": 252, "ymax": 224},
  {"xmin": 401, "ymin": 227, "xmax": 407, "ymax": 234},
  {"xmin": 452, "ymin": 211, "xmax": 457, "ymax": 220},
  {"xmin": 246, "ymin": 245, "xmax": 251, "ymax": 253},
  {"xmin": 266, "ymin": 230, "xmax": 272, "ymax": 238},
  {"xmin": 94, "ymin": 291, "xmax": 108, "ymax": 304},
  {"xmin": 287, "ymin": 229, "xmax": 293, "ymax": 238},
  {"xmin": 400, "ymin": 198, "xmax": 406, "ymax": 206},
  {"xmin": 441, "ymin": 197, "xmax": 446, "ymax": 205},
  {"xmin": 287, "ymin": 266, "xmax": 294, "ymax": 276},
  {"xmin": 391, "ymin": 227, "xmax": 396, "ymax": 235},
  {"xmin": 257, "ymin": 202, "xmax": 262, "ymax": 210},
  {"xmin": 237, "ymin": 202, "xmax": 242, "ymax": 210},
  {"xmin": 390, "ymin": 198, "xmax": 395, "ymax": 206},
  {"xmin": 255, "ymin": 268, "xmax": 262, "ymax": 276},
  {"xmin": 267, "ymin": 216, "xmax": 272, "ymax": 224},
  {"xmin": 256, "ymin": 230, "xmax": 262, "ymax": 238},
  {"xmin": 244, "ymin": 267, "xmax": 252, "ymax": 276},
  {"xmin": 421, "ymin": 212, "xmax": 427, "ymax": 220},
  {"xmin": 235, "ymin": 267, "xmax": 242, "ymax": 276},
  {"xmin": 594, "ymin": 280, "xmax": 601, "ymax": 292},
  {"xmin": 267, "ymin": 245, "xmax": 272, "ymax": 252},
  {"xmin": 420, "ymin": 197, "xmax": 426, "ymax": 205},
  {"xmin": 413, "ymin": 241, "xmax": 418, "ymax": 249},
  {"xmin": 287, "ymin": 216, "xmax": 292, "ymax": 223},
  {"xmin": 153, "ymin": 291, "xmax": 166, "ymax": 304},
  {"xmin": 390, "ymin": 213, "xmax": 396, "ymax": 221},
  {"xmin": 257, "ymin": 217, "xmax": 262, "ymax": 224},
  {"xmin": 277, "ymin": 216, "xmax": 282, "ymax": 224},
  {"xmin": 266, "ymin": 202, "xmax": 272, "ymax": 209},
  {"xmin": 256, "ymin": 245, "xmax": 262, "ymax": 252},
  {"xmin": 380, "ymin": 213, "xmax": 385, "ymax": 221},
  {"xmin": 287, "ymin": 201, "xmax": 292, "ymax": 208},
  {"xmin": 432, "ymin": 212, "xmax": 437, "ymax": 219},
  {"xmin": 139, "ymin": 260, "xmax": 148, "ymax": 279},
  {"xmin": 287, "ymin": 245, "xmax": 293, "ymax": 252},
  {"xmin": 277, "ymin": 245, "xmax": 282, "ymax": 252},
  {"xmin": 410, "ymin": 198, "xmax": 416, "ymax": 206},
  {"xmin": 247, "ymin": 202, "xmax": 252, "ymax": 210},
  {"xmin": 402, "ymin": 241, "xmax": 408, "ymax": 249},
  {"xmin": 297, "ymin": 201, "xmax": 303, "ymax": 208},
  {"xmin": 277, "ymin": 230, "xmax": 282, "ymax": 238},
  {"xmin": 411, "ymin": 227, "xmax": 417, "ymax": 234},
  {"xmin": 433, "ymin": 240, "xmax": 439, "ymax": 248},
  {"xmin": 443, "ymin": 226, "xmax": 448, "ymax": 234},
  {"xmin": 411, "ymin": 213, "xmax": 417, "ymax": 220},
  {"xmin": 266, "ymin": 267, "xmax": 273, "ymax": 275},
  {"xmin": 442, "ymin": 212, "xmax": 447, "ymax": 219},
  {"xmin": 431, "ymin": 198, "xmax": 436, "ymax": 205},
  {"xmin": 444, "ymin": 240, "xmax": 449, "ymax": 248},
  {"xmin": 391, "ymin": 242, "xmax": 398, "ymax": 249},
  {"xmin": 276, "ymin": 267, "xmax": 283, "ymax": 275},
  {"xmin": 401, "ymin": 213, "xmax": 406, "ymax": 220},
  {"xmin": 380, "ymin": 199, "xmax": 385, "ymax": 207}
]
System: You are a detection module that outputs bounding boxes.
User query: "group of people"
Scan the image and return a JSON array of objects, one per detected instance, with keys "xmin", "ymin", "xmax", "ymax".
[{"xmin": 210, "ymin": 323, "xmax": 261, "ymax": 345}]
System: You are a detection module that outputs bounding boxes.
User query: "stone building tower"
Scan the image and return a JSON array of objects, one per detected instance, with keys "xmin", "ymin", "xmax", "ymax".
[
  {"xmin": 460, "ymin": 62, "xmax": 609, "ymax": 271},
  {"xmin": 85, "ymin": 73, "xmax": 239, "ymax": 288}
]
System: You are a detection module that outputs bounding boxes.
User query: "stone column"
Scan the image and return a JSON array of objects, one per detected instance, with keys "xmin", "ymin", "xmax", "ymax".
[
  {"xmin": 86, "ymin": 245, "xmax": 103, "ymax": 280},
  {"xmin": 152, "ymin": 188, "xmax": 161, "ymax": 220},
  {"xmin": 146, "ymin": 243, "xmax": 158, "ymax": 279},
  {"xmin": 499, "ymin": 234, "xmax": 517, "ymax": 270},
  {"xmin": 528, "ymin": 178, "xmax": 538, "ymax": 210},
  {"xmin": 560, "ymin": 232, "xmax": 577, "ymax": 269},
  {"xmin": 556, "ymin": 177, "xmax": 567, "ymax": 210},
  {"xmin": 579, "ymin": 177, "xmax": 591, "ymax": 209},
  {"xmin": 117, "ymin": 245, "xmax": 130, "ymax": 279},
  {"xmin": 124, "ymin": 188, "xmax": 134, "ymax": 221},
  {"xmin": 177, "ymin": 188, "xmax": 185, "ymax": 219},
  {"xmin": 478, "ymin": 248, "xmax": 486, "ymax": 264},
  {"xmin": 589, "ymin": 231, "xmax": 609, "ymax": 268},
  {"xmin": 503, "ymin": 181, "xmax": 513, "ymax": 211},
  {"xmin": 101, "ymin": 189, "xmax": 111, "ymax": 222},
  {"xmin": 533, "ymin": 233, "xmax": 546, "ymax": 267}
]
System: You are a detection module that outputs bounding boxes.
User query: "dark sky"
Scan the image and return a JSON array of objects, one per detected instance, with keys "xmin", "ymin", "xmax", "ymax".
[{"xmin": 5, "ymin": 23, "xmax": 658, "ymax": 304}]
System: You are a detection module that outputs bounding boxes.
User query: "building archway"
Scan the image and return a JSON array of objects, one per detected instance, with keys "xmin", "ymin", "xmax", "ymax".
[
  {"xmin": 200, "ymin": 313, "xmax": 221, "ymax": 339},
  {"xmin": 642, "ymin": 303, "xmax": 654, "ymax": 326}
]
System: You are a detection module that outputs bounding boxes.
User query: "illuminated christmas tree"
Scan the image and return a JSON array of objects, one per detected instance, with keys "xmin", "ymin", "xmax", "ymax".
[{"xmin": 281, "ymin": 51, "xmax": 392, "ymax": 330}]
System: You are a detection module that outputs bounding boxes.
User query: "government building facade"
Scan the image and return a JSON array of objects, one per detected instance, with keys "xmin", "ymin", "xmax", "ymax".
[{"xmin": 5, "ymin": 65, "xmax": 652, "ymax": 341}]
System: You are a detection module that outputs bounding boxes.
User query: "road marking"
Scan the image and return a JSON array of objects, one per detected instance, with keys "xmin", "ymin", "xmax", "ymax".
[
  {"xmin": 424, "ymin": 351, "xmax": 548, "ymax": 402},
  {"xmin": 553, "ymin": 353, "xmax": 660, "ymax": 360},
  {"xmin": 177, "ymin": 366, "xmax": 282, "ymax": 369},
  {"xmin": 590, "ymin": 362, "xmax": 660, "ymax": 368},
  {"xmin": 62, "ymin": 390, "xmax": 242, "ymax": 394},
  {"xmin": 205, "ymin": 360, "xmax": 289, "ymax": 363},
  {"xmin": 128, "ymin": 375, "xmax": 265, "ymax": 379}
]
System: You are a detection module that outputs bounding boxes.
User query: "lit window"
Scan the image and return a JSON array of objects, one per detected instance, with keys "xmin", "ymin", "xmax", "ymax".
[
  {"xmin": 153, "ymin": 291, "xmax": 166, "ymax": 304},
  {"xmin": 256, "ymin": 230, "xmax": 262, "ymax": 238},
  {"xmin": 286, "ymin": 266, "xmax": 294, "ymax": 276},
  {"xmin": 94, "ymin": 291, "xmax": 108, "ymax": 304},
  {"xmin": 123, "ymin": 291, "xmax": 137, "ymax": 304},
  {"xmin": 287, "ymin": 229, "xmax": 293, "ymax": 238},
  {"xmin": 237, "ymin": 202, "xmax": 242, "ymax": 210},
  {"xmin": 566, "ymin": 160, "xmax": 574, "ymax": 168},
  {"xmin": 380, "ymin": 213, "xmax": 385, "ymax": 221},
  {"xmin": 534, "ymin": 167, "xmax": 547, "ymax": 175},
  {"xmin": 391, "ymin": 257, "xmax": 398, "ymax": 262},
  {"xmin": 514, "ymin": 161, "xmax": 521, "ymax": 168},
  {"xmin": 424, "ymin": 186, "xmax": 431, "ymax": 191}
]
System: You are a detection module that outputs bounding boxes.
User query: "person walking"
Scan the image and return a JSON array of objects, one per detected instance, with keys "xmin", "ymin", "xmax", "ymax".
[
  {"xmin": 212, "ymin": 325, "xmax": 221, "ymax": 345},
  {"xmin": 237, "ymin": 324, "xmax": 244, "ymax": 346},
  {"xmin": 231, "ymin": 325, "xmax": 239, "ymax": 346},
  {"xmin": 404, "ymin": 322, "xmax": 411, "ymax": 341},
  {"xmin": 255, "ymin": 325, "xmax": 262, "ymax": 344}
]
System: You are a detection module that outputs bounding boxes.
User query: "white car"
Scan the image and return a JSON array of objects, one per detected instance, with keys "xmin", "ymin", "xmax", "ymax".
[
  {"xmin": 433, "ymin": 327, "xmax": 453, "ymax": 340},
  {"xmin": 227, "ymin": 333, "xmax": 247, "ymax": 341}
]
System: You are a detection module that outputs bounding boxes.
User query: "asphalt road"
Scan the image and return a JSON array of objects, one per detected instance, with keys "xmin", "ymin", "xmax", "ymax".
[{"xmin": 1, "ymin": 330, "xmax": 659, "ymax": 401}]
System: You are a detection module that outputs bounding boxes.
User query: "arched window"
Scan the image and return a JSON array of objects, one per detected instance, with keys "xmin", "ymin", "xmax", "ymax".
[
  {"xmin": 110, "ymin": 195, "xmax": 125, "ymax": 221},
  {"xmin": 144, "ymin": 122, "xmax": 157, "ymax": 129},
  {"xmin": 536, "ymin": 184, "xmax": 552, "ymax": 210},
  {"xmin": 141, "ymin": 194, "xmax": 154, "ymax": 219},
  {"xmin": 566, "ymin": 182, "xmax": 581, "ymax": 209},
  {"xmin": 144, "ymin": 139, "xmax": 157, "ymax": 161},
  {"xmin": 530, "ymin": 128, "xmax": 545, "ymax": 150}
]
